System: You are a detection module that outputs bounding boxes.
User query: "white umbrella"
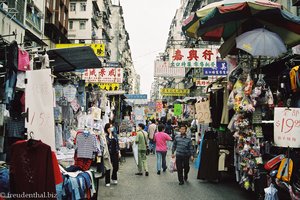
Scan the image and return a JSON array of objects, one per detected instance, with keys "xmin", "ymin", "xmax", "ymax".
[{"xmin": 236, "ymin": 28, "xmax": 287, "ymax": 57}]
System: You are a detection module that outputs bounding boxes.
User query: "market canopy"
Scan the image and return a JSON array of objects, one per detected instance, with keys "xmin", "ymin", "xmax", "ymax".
[
  {"xmin": 182, "ymin": 1, "xmax": 300, "ymax": 57},
  {"xmin": 48, "ymin": 46, "xmax": 102, "ymax": 73}
]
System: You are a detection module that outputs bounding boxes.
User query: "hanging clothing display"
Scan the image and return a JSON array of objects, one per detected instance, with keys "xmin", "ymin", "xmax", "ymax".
[
  {"xmin": 76, "ymin": 132, "xmax": 98, "ymax": 159},
  {"xmin": 63, "ymin": 84, "xmax": 77, "ymax": 102},
  {"xmin": 18, "ymin": 48, "xmax": 30, "ymax": 71},
  {"xmin": 10, "ymin": 140, "xmax": 56, "ymax": 194},
  {"xmin": 197, "ymin": 131, "xmax": 219, "ymax": 181}
]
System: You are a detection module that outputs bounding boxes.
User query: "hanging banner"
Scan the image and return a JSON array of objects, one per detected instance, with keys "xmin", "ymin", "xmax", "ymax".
[
  {"xmin": 203, "ymin": 60, "xmax": 228, "ymax": 76},
  {"xmin": 56, "ymin": 43, "xmax": 105, "ymax": 57},
  {"xmin": 160, "ymin": 88, "xmax": 190, "ymax": 97},
  {"xmin": 274, "ymin": 107, "xmax": 300, "ymax": 148},
  {"xmin": 25, "ymin": 69, "xmax": 55, "ymax": 150},
  {"xmin": 83, "ymin": 68, "xmax": 123, "ymax": 83},
  {"xmin": 195, "ymin": 79, "xmax": 211, "ymax": 87},
  {"xmin": 156, "ymin": 101, "xmax": 163, "ymax": 113},
  {"xmin": 195, "ymin": 101, "xmax": 211, "ymax": 124},
  {"xmin": 170, "ymin": 48, "xmax": 217, "ymax": 68},
  {"xmin": 154, "ymin": 60, "xmax": 185, "ymax": 77},
  {"xmin": 174, "ymin": 104, "xmax": 183, "ymax": 116}
]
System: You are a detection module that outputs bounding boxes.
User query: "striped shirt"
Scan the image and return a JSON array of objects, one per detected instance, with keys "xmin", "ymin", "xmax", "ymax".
[
  {"xmin": 76, "ymin": 133, "xmax": 98, "ymax": 159},
  {"xmin": 172, "ymin": 135, "xmax": 193, "ymax": 157}
]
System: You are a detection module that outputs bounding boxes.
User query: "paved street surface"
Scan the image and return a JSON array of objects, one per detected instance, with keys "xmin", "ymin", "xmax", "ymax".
[{"xmin": 98, "ymin": 152, "xmax": 254, "ymax": 200}]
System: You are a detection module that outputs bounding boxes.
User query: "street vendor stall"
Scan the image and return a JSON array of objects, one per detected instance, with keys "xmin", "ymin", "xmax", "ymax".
[{"xmin": 182, "ymin": 0, "xmax": 300, "ymax": 199}]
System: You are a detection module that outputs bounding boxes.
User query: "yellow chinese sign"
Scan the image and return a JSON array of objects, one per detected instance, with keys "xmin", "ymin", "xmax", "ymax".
[
  {"xmin": 55, "ymin": 43, "xmax": 105, "ymax": 57},
  {"xmin": 85, "ymin": 83, "xmax": 120, "ymax": 91},
  {"xmin": 160, "ymin": 88, "xmax": 190, "ymax": 96}
]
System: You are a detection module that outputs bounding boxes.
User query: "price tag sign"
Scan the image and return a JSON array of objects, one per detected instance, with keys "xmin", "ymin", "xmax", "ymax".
[
  {"xmin": 195, "ymin": 101, "xmax": 211, "ymax": 124},
  {"xmin": 274, "ymin": 107, "xmax": 300, "ymax": 148}
]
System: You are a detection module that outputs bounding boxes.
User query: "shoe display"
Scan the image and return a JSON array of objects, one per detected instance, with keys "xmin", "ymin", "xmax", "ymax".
[
  {"xmin": 111, "ymin": 180, "xmax": 118, "ymax": 185},
  {"xmin": 145, "ymin": 172, "xmax": 149, "ymax": 176},
  {"xmin": 105, "ymin": 183, "xmax": 110, "ymax": 187},
  {"xmin": 157, "ymin": 171, "xmax": 161, "ymax": 175},
  {"xmin": 179, "ymin": 182, "xmax": 184, "ymax": 185},
  {"xmin": 135, "ymin": 173, "xmax": 143, "ymax": 176}
]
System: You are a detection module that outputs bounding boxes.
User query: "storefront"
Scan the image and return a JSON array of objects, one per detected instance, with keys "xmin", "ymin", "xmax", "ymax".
[{"xmin": 0, "ymin": 42, "xmax": 130, "ymax": 199}]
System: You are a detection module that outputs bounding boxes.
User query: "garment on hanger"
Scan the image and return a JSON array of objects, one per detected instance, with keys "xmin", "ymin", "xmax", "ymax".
[
  {"xmin": 76, "ymin": 132, "xmax": 98, "ymax": 159},
  {"xmin": 10, "ymin": 140, "xmax": 56, "ymax": 194},
  {"xmin": 54, "ymin": 83, "xmax": 64, "ymax": 102},
  {"xmin": 92, "ymin": 107, "xmax": 101, "ymax": 121},
  {"xmin": 197, "ymin": 131, "xmax": 219, "ymax": 181},
  {"xmin": 210, "ymin": 87, "xmax": 224, "ymax": 128},
  {"xmin": 63, "ymin": 84, "xmax": 77, "ymax": 102},
  {"xmin": 16, "ymin": 71, "xmax": 26, "ymax": 89},
  {"xmin": 55, "ymin": 124, "xmax": 63, "ymax": 149},
  {"xmin": 18, "ymin": 49, "xmax": 30, "ymax": 71},
  {"xmin": 77, "ymin": 112, "xmax": 87, "ymax": 130},
  {"xmin": 6, "ymin": 118, "xmax": 25, "ymax": 138}
]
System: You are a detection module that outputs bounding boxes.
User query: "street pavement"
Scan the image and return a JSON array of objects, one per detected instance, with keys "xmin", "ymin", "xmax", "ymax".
[{"xmin": 98, "ymin": 152, "xmax": 254, "ymax": 200}]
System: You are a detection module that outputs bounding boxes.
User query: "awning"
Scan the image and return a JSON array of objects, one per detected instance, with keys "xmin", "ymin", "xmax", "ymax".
[{"xmin": 47, "ymin": 46, "xmax": 102, "ymax": 73}]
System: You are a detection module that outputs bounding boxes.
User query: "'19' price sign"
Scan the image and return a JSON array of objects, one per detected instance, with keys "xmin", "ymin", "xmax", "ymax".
[{"xmin": 274, "ymin": 107, "xmax": 300, "ymax": 148}]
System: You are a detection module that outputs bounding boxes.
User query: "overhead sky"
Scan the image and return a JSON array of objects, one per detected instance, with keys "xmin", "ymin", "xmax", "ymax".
[{"xmin": 120, "ymin": 0, "xmax": 181, "ymax": 98}]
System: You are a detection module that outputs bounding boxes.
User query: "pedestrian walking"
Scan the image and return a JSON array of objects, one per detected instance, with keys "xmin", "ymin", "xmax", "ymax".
[
  {"xmin": 135, "ymin": 123, "xmax": 149, "ymax": 176},
  {"xmin": 104, "ymin": 123, "xmax": 121, "ymax": 187},
  {"xmin": 154, "ymin": 123, "xmax": 172, "ymax": 175},
  {"xmin": 148, "ymin": 119, "xmax": 157, "ymax": 154},
  {"xmin": 172, "ymin": 124, "xmax": 194, "ymax": 185}
]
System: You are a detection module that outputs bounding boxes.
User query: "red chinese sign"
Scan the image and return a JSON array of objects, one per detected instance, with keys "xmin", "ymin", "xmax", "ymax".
[
  {"xmin": 170, "ymin": 48, "xmax": 218, "ymax": 68},
  {"xmin": 195, "ymin": 79, "xmax": 211, "ymax": 87},
  {"xmin": 274, "ymin": 107, "xmax": 300, "ymax": 148},
  {"xmin": 83, "ymin": 68, "xmax": 123, "ymax": 83}
]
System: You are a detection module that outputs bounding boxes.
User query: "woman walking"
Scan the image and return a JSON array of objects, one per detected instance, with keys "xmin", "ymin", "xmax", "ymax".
[
  {"xmin": 154, "ymin": 124, "xmax": 172, "ymax": 174},
  {"xmin": 104, "ymin": 123, "xmax": 121, "ymax": 186}
]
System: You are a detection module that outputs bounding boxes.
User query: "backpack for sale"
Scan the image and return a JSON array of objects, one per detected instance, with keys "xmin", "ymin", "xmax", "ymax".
[
  {"xmin": 264, "ymin": 154, "xmax": 285, "ymax": 171},
  {"xmin": 277, "ymin": 158, "xmax": 293, "ymax": 182}
]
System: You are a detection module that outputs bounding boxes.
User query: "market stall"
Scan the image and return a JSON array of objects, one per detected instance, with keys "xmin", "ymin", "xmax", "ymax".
[{"xmin": 182, "ymin": 0, "xmax": 300, "ymax": 199}]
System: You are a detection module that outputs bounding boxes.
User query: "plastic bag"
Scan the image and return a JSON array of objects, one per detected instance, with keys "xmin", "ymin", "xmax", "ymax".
[{"xmin": 169, "ymin": 157, "xmax": 177, "ymax": 173}]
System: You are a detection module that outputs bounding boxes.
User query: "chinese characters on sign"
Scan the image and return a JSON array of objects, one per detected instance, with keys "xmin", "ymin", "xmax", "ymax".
[
  {"xmin": 125, "ymin": 94, "xmax": 147, "ymax": 99},
  {"xmin": 160, "ymin": 88, "xmax": 190, "ymax": 97},
  {"xmin": 56, "ymin": 43, "xmax": 105, "ymax": 57},
  {"xmin": 83, "ymin": 68, "xmax": 123, "ymax": 83},
  {"xmin": 170, "ymin": 48, "xmax": 217, "ymax": 68},
  {"xmin": 203, "ymin": 61, "xmax": 228, "ymax": 76},
  {"xmin": 274, "ymin": 107, "xmax": 300, "ymax": 148},
  {"xmin": 156, "ymin": 101, "xmax": 163, "ymax": 113},
  {"xmin": 195, "ymin": 79, "xmax": 211, "ymax": 87},
  {"xmin": 154, "ymin": 61, "xmax": 185, "ymax": 77}
]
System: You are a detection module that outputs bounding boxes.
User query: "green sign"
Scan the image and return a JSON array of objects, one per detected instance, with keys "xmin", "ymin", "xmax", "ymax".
[{"xmin": 174, "ymin": 104, "xmax": 182, "ymax": 116}]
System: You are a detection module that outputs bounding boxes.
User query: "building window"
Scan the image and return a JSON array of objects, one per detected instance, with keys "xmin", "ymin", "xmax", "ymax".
[
  {"xmin": 70, "ymin": 3, "xmax": 76, "ymax": 11},
  {"xmin": 79, "ymin": 21, "xmax": 86, "ymax": 30},
  {"xmin": 80, "ymin": 3, "xmax": 86, "ymax": 11},
  {"xmin": 69, "ymin": 21, "xmax": 73, "ymax": 29}
]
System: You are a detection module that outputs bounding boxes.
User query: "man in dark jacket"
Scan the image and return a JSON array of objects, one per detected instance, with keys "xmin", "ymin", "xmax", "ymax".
[{"xmin": 172, "ymin": 124, "xmax": 194, "ymax": 185}]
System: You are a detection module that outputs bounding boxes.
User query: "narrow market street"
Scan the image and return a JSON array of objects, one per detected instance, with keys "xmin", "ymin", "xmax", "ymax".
[{"xmin": 98, "ymin": 153, "xmax": 253, "ymax": 200}]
